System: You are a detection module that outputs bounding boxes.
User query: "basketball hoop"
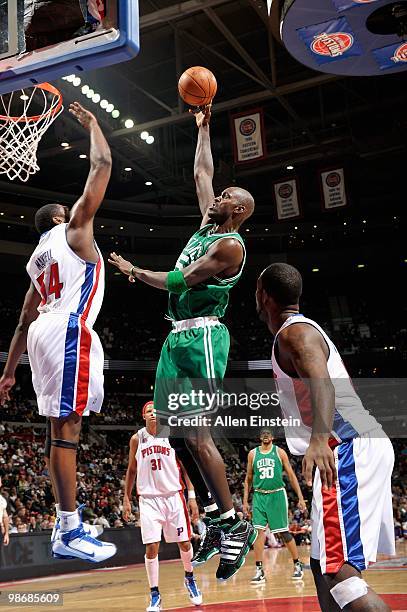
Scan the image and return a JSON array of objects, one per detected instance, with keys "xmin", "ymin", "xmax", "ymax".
[{"xmin": 0, "ymin": 82, "xmax": 63, "ymax": 182}]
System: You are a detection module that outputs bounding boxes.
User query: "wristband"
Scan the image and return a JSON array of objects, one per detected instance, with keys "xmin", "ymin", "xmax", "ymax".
[
  {"xmin": 130, "ymin": 266, "xmax": 137, "ymax": 278},
  {"xmin": 188, "ymin": 490, "xmax": 196, "ymax": 500},
  {"xmin": 166, "ymin": 270, "xmax": 188, "ymax": 294}
]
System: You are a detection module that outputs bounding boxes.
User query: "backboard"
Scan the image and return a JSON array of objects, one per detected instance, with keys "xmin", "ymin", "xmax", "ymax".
[{"xmin": 0, "ymin": 0, "xmax": 139, "ymax": 95}]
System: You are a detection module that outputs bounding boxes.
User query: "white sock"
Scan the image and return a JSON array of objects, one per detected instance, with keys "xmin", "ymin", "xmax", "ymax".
[
  {"xmin": 180, "ymin": 546, "xmax": 193, "ymax": 573},
  {"xmin": 220, "ymin": 508, "xmax": 236, "ymax": 521},
  {"xmin": 59, "ymin": 510, "xmax": 80, "ymax": 533},
  {"xmin": 204, "ymin": 503, "xmax": 218, "ymax": 513},
  {"xmin": 145, "ymin": 555, "xmax": 159, "ymax": 589}
]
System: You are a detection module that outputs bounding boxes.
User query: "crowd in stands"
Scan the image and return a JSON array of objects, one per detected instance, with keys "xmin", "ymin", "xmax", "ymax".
[{"xmin": 1, "ymin": 421, "xmax": 406, "ymax": 546}]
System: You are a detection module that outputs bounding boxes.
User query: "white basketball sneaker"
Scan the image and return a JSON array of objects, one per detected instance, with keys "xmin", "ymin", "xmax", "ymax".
[
  {"xmin": 51, "ymin": 517, "xmax": 103, "ymax": 544},
  {"xmin": 52, "ymin": 524, "xmax": 116, "ymax": 562}
]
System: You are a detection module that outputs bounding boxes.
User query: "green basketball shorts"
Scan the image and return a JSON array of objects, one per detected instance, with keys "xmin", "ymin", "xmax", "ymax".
[
  {"xmin": 252, "ymin": 489, "xmax": 289, "ymax": 532},
  {"xmin": 154, "ymin": 319, "xmax": 230, "ymax": 418}
]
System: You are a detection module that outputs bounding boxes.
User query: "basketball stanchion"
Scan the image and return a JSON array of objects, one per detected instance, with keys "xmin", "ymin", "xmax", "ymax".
[{"xmin": 0, "ymin": 82, "xmax": 63, "ymax": 182}]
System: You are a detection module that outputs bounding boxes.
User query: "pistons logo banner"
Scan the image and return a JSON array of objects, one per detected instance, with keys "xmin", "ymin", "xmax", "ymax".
[
  {"xmin": 321, "ymin": 168, "xmax": 347, "ymax": 210},
  {"xmin": 231, "ymin": 109, "xmax": 266, "ymax": 164},
  {"xmin": 297, "ymin": 17, "xmax": 363, "ymax": 65},
  {"xmin": 373, "ymin": 42, "xmax": 407, "ymax": 70},
  {"xmin": 274, "ymin": 179, "xmax": 300, "ymax": 220}
]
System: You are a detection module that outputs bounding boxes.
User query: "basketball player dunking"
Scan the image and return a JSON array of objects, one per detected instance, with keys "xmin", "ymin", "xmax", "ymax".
[
  {"xmin": 256, "ymin": 263, "xmax": 395, "ymax": 612},
  {"xmin": 123, "ymin": 401, "xmax": 202, "ymax": 612},
  {"xmin": 109, "ymin": 104, "xmax": 257, "ymax": 581},
  {"xmin": 0, "ymin": 102, "xmax": 116, "ymax": 563}
]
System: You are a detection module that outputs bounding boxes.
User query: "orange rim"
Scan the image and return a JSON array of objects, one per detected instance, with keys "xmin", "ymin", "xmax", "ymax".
[{"xmin": 0, "ymin": 82, "xmax": 63, "ymax": 123}]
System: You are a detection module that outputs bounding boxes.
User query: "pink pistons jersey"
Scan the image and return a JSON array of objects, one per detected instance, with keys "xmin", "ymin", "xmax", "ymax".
[
  {"xmin": 272, "ymin": 314, "xmax": 380, "ymax": 456},
  {"xmin": 136, "ymin": 428, "xmax": 183, "ymax": 497},
  {"xmin": 26, "ymin": 223, "xmax": 104, "ymax": 327}
]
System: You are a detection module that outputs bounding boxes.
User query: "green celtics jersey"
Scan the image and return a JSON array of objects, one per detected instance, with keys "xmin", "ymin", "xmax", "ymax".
[
  {"xmin": 252, "ymin": 445, "xmax": 285, "ymax": 491},
  {"xmin": 168, "ymin": 223, "xmax": 246, "ymax": 321}
]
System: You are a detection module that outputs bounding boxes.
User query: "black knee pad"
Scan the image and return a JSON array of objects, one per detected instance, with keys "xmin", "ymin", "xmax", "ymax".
[
  {"xmin": 44, "ymin": 419, "xmax": 51, "ymax": 459},
  {"xmin": 51, "ymin": 439, "xmax": 78, "ymax": 451},
  {"xmin": 280, "ymin": 531, "xmax": 294, "ymax": 544}
]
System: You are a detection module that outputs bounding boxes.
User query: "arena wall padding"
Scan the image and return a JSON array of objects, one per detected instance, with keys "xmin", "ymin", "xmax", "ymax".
[{"xmin": 0, "ymin": 527, "xmax": 180, "ymax": 581}]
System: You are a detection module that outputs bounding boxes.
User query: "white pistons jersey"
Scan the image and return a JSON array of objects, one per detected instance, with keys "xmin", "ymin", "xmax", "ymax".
[
  {"xmin": 136, "ymin": 428, "xmax": 183, "ymax": 497},
  {"xmin": 26, "ymin": 223, "xmax": 104, "ymax": 327},
  {"xmin": 272, "ymin": 314, "xmax": 381, "ymax": 456},
  {"xmin": 25, "ymin": 223, "xmax": 105, "ymax": 418}
]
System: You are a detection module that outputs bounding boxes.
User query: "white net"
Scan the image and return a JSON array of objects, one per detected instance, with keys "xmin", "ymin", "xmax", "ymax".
[{"xmin": 0, "ymin": 83, "xmax": 63, "ymax": 182}]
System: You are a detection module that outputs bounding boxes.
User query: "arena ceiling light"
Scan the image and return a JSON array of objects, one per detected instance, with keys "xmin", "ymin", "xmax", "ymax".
[
  {"xmin": 20, "ymin": 94, "xmax": 29, "ymax": 101},
  {"xmin": 312, "ymin": 268, "xmax": 319, "ymax": 272},
  {"xmin": 357, "ymin": 264, "xmax": 365, "ymax": 268},
  {"xmin": 79, "ymin": 154, "xmax": 87, "ymax": 159},
  {"xmin": 86, "ymin": 89, "xmax": 94, "ymax": 99},
  {"xmin": 61, "ymin": 142, "xmax": 69, "ymax": 148},
  {"xmin": 140, "ymin": 131, "xmax": 149, "ymax": 140},
  {"xmin": 145, "ymin": 181, "xmax": 152, "ymax": 186},
  {"xmin": 146, "ymin": 135, "xmax": 155, "ymax": 144},
  {"xmin": 106, "ymin": 104, "xmax": 114, "ymax": 113},
  {"xmin": 92, "ymin": 93, "xmax": 101, "ymax": 104},
  {"xmin": 149, "ymin": 228, "xmax": 154, "ymax": 232},
  {"xmin": 81, "ymin": 85, "xmax": 89, "ymax": 95},
  {"xmin": 286, "ymin": 164, "xmax": 294, "ymax": 170},
  {"xmin": 125, "ymin": 119, "xmax": 134, "ymax": 129},
  {"xmin": 124, "ymin": 167, "xmax": 132, "ymax": 171},
  {"xmin": 111, "ymin": 109, "xmax": 120, "ymax": 119},
  {"xmin": 100, "ymin": 99, "xmax": 108, "ymax": 109}
]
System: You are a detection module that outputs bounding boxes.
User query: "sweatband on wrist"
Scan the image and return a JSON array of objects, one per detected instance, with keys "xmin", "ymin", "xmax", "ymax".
[
  {"xmin": 188, "ymin": 490, "xmax": 196, "ymax": 500},
  {"xmin": 166, "ymin": 270, "xmax": 188, "ymax": 294}
]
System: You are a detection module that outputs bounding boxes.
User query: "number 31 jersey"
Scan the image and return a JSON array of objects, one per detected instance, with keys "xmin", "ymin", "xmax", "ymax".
[
  {"xmin": 26, "ymin": 223, "xmax": 104, "ymax": 327},
  {"xmin": 136, "ymin": 427, "xmax": 183, "ymax": 497}
]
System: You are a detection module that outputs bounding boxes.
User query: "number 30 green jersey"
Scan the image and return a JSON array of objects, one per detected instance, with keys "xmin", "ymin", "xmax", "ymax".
[
  {"xmin": 252, "ymin": 445, "xmax": 285, "ymax": 491},
  {"xmin": 168, "ymin": 223, "xmax": 246, "ymax": 321}
]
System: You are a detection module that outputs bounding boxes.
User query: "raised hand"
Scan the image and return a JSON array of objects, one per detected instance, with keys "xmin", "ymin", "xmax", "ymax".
[
  {"xmin": 190, "ymin": 104, "xmax": 212, "ymax": 128},
  {"xmin": 69, "ymin": 101, "xmax": 97, "ymax": 130}
]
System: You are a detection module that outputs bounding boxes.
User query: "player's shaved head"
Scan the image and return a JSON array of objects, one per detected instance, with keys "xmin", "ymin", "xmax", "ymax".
[
  {"xmin": 208, "ymin": 185, "xmax": 255, "ymax": 228},
  {"xmin": 229, "ymin": 187, "xmax": 255, "ymax": 224},
  {"xmin": 35, "ymin": 203, "xmax": 70, "ymax": 234}
]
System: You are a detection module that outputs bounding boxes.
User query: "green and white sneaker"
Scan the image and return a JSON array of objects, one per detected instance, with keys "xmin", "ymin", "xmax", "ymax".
[
  {"xmin": 216, "ymin": 520, "xmax": 257, "ymax": 581},
  {"xmin": 192, "ymin": 518, "xmax": 222, "ymax": 566}
]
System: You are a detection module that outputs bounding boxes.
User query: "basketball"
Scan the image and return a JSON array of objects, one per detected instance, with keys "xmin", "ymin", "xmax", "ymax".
[{"xmin": 178, "ymin": 66, "xmax": 217, "ymax": 107}]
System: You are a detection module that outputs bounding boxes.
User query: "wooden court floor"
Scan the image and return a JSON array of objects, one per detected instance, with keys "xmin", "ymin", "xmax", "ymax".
[{"xmin": 0, "ymin": 543, "xmax": 406, "ymax": 611}]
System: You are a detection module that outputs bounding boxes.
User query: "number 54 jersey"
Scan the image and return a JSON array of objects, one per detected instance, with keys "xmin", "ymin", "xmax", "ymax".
[{"xmin": 26, "ymin": 223, "xmax": 105, "ymax": 418}]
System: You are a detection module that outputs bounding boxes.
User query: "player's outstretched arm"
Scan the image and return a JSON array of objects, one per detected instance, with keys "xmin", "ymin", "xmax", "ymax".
[
  {"xmin": 123, "ymin": 434, "xmax": 138, "ymax": 521},
  {"xmin": 67, "ymin": 102, "xmax": 112, "ymax": 262},
  {"xmin": 278, "ymin": 448, "xmax": 307, "ymax": 512},
  {"xmin": 0, "ymin": 283, "xmax": 41, "ymax": 405},
  {"xmin": 193, "ymin": 106, "xmax": 215, "ymax": 227},
  {"xmin": 108, "ymin": 238, "xmax": 243, "ymax": 290},
  {"xmin": 278, "ymin": 325, "xmax": 336, "ymax": 490},
  {"xmin": 243, "ymin": 449, "xmax": 255, "ymax": 517}
]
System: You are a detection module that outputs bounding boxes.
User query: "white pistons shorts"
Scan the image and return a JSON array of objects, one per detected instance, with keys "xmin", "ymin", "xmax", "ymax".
[
  {"xmin": 27, "ymin": 312, "xmax": 104, "ymax": 418},
  {"xmin": 139, "ymin": 492, "xmax": 192, "ymax": 544},
  {"xmin": 311, "ymin": 431, "xmax": 395, "ymax": 574}
]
